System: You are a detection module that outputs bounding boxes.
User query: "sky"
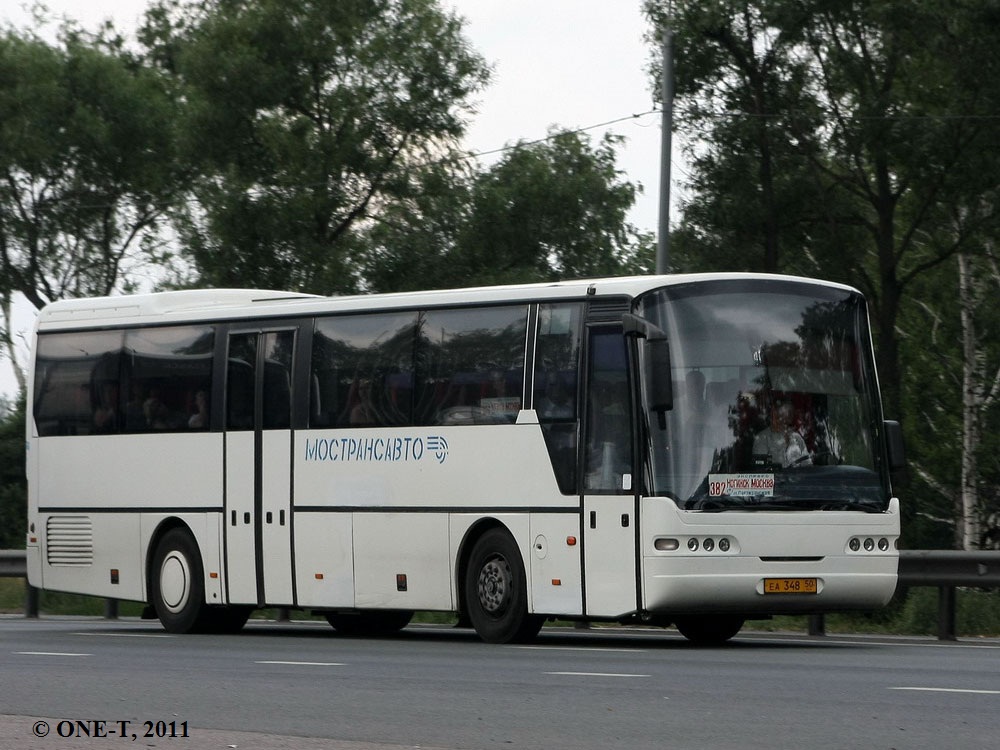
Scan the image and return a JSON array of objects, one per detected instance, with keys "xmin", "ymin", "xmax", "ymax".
[{"xmin": 1, "ymin": 0, "xmax": 678, "ymax": 398}]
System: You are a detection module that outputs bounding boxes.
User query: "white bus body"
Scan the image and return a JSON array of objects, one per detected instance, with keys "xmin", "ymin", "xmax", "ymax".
[{"xmin": 25, "ymin": 274, "xmax": 901, "ymax": 643}]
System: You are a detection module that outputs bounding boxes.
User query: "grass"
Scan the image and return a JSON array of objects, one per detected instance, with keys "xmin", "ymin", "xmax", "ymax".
[{"xmin": 4, "ymin": 577, "xmax": 998, "ymax": 637}]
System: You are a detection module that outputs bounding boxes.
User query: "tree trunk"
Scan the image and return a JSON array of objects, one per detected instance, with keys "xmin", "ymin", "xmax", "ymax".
[{"xmin": 957, "ymin": 251, "xmax": 981, "ymax": 550}]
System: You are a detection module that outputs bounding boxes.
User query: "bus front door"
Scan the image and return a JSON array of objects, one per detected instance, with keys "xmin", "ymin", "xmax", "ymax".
[
  {"xmin": 224, "ymin": 329, "xmax": 296, "ymax": 607},
  {"xmin": 582, "ymin": 326, "xmax": 640, "ymax": 618}
]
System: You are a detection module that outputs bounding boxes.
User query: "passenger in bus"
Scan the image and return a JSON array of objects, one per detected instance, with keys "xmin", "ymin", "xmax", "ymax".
[
  {"xmin": 143, "ymin": 386, "xmax": 172, "ymax": 430},
  {"xmin": 350, "ymin": 380, "xmax": 377, "ymax": 426},
  {"xmin": 537, "ymin": 373, "xmax": 574, "ymax": 419},
  {"xmin": 188, "ymin": 390, "xmax": 209, "ymax": 429},
  {"xmin": 753, "ymin": 398, "xmax": 811, "ymax": 468},
  {"xmin": 92, "ymin": 382, "xmax": 119, "ymax": 433}
]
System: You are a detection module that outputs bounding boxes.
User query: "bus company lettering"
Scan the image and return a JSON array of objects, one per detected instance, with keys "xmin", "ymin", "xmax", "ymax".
[
  {"xmin": 708, "ymin": 473, "xmax": 775, "ymax": 497},
  {"xmin": 305, "ymin": 435, "xmax": 450, "ymax": 464}
]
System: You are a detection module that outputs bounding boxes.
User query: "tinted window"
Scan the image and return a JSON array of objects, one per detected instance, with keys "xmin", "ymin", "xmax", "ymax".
[
  {"xmin": 33, "ymin": 331, "xmax": 124, "ymax": 436},
  {"xmin": 533, "ymin": 303, "xmax": 583, "ymax": 493},
  {"xmin": 311, "ymin": 312, "xmax": 418, "ymax": 428},
  {"xmin": 416, "ymin": 306, "xmax": 528, "ymax": 426},
  {"xmin": 124, "ymin": 326, "xmax": 215, "ymax": 432}
]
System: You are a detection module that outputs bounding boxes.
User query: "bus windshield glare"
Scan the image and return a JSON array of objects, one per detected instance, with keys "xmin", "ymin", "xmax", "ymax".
[{"xmin": 637, "ymin": 280, "xmax": 889, "ymax": 512}]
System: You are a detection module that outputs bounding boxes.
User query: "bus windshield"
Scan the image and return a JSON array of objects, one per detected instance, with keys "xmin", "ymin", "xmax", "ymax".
[{"xmin": 637, "ymin": 279, "xmax": 889, "ymax": 512}]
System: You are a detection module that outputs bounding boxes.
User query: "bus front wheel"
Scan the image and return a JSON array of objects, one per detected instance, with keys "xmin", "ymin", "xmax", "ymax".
[
  {"xmin": 150, "ymin": 528, "xmax": 207, "ymax": 634},
  {"xmin": 464, "ymin": 528, "xmax": 543, "ymax": 644}
]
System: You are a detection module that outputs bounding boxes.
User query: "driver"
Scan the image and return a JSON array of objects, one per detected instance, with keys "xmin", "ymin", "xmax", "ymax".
[{"xmin": 753, "ymin": 399, "xmax": 811, "ymax": 467}]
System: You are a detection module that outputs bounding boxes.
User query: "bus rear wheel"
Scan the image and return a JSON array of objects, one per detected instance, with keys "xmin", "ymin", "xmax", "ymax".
[
  {"xmin": 464, "ymin": 528, "xmax": 543, "ymax": 644},
  {"xmin": 150, "ymin": 528, "xmax": 207, "ymax": 634},
  {"xmin": 674, "ymin": 615, "xmax": 744, "ymax": 645}
]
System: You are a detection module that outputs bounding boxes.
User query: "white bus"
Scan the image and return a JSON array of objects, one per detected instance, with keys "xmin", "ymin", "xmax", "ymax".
[{"xmin": 25, "ymin": 274, "xmax": 903, "ymax": 643}]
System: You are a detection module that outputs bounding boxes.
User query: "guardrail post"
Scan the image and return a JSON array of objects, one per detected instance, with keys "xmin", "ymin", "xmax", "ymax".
[
  {"xmin": 937, "ymin": 586, "xmax": 957, "ymax": 641},
  {"xmin": 25, "ymin": 583, "xmax": 39, "ymax": 619},
  {"xmin": 104, "ymin": 598, "xmax": 119, "ymax": 620},
  {"xmin": 807, "ymin": 614, "xmax": 826, "ymax": 636},
  {"xmin": 276, "ymin": 607, "xmax": 290, "ymax": 622}
]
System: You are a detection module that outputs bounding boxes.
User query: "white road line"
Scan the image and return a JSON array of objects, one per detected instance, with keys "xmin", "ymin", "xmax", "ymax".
[
  {"xmin": 15, "ymin": 651, "xmax": 92, "ymax": 657},
  {"xmin": 544, "ymin": 671, "xmax": 649, "ymax": 678},
  {"xmin": 255, "ymin": 660, "xmax": 345, "ymax": 667},
  {"xmin": 515, "ymin": 646, "xmax": 645, "ymax": 653},
  {"xmin": 890, "ymin": 687, "xmax": 1000, "ymax": 695},
  {"xmin": 74, "ymin": 632, "xmax": 173, "ymax": 638}
]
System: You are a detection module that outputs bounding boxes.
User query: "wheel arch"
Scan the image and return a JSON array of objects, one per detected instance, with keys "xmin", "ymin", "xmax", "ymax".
[
  {"xmin": 455, "ymin": 517, "xmax": 516, "ymax": 621},
  {"xmin": 144, "ymin": 517, "xmax": 197, "ymax": 603}
]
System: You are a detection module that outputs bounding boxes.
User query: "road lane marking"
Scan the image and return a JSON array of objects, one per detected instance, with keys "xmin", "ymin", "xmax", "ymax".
[
  {"xmin": 545, "ymin": 671, "xmax": 649, "ymax": 678},
  {"xmin": 890, "ymin": 687, "xmax": 1000, "ymax": 695},
  {"xmin": 255, "ymin": 660, "xmax": 345, "ymax": 667},
  {"xmin": 515, "ymin": 646, "xmax": 645, "ymax": 653},
  {"xmin": 75, "ymin": 632, "xmax": 174, "ymax": 638},
  {"xmin": 15, "ymin": 651, "xmax": 92, "ymax": 657}
]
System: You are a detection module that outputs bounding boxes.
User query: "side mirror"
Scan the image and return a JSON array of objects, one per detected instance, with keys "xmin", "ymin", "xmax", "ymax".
[
  {"xmin": 884, "ymin": 420, "xmax": 905, "ymax": 472},
  {"xmin": 623, "ymin": 313, "xmax": 673, "ymax": 425}
]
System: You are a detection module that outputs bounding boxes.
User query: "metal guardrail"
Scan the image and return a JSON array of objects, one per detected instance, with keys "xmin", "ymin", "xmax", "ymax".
[{"xmin": 3, "ymin": 549, "xmax": 999, "ymax": 639}]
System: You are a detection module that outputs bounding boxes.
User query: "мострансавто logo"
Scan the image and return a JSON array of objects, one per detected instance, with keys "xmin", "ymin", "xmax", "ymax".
[{"xmin": 304, "ymin": 435, "xmax": 449, "ymax": 464}]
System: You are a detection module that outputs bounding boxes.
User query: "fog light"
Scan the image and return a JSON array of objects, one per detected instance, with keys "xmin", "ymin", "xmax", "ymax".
[
  {"xmin": 703, "ymin": 538, "xmax": 715, "ymax": 552},
  {"xmin": 864, "ymin": 538, "xmax": 875, "ymax": 551},
  {"xmin": 687, "ymin": 538, "xmax": 699, "ymax": 552},
  {"xmin": 849, "ymin": 538, "xmax": 861, "ymax": 552},
  {"xmin": 718, "ymin": 538, "xmax": 731, "ymax": 552},
  {"xmin": 878, "ymin": 538, "xmax": 890, "ymax": 551}
]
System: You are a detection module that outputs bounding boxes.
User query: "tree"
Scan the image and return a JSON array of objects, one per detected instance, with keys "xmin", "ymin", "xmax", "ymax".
[
  {"xmin": 364, "ymin": 130, "xmax": 655, "ymax": 292},
  {"xmin": 139, "ymin": 0, "xmax": 490, "ymax": 294},
  {"xmin": 647, "ymin": 1, "xmax": 1000, "ymax": 422},
  {"xmin": 0, "ymin": 21, "xmax": 183, "ymax": 384},
  {"xmin": 648, "ymin": 1, "xmax": 1000, "ymax": 547},
  {"xmin": 0, "ymin": 394, "xmax": 26, "ymax": 549}
]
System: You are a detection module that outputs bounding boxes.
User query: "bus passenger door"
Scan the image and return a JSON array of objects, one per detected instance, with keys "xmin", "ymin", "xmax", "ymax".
[
  {"xmin": 224, "ymin": 329, "xmax": 296, "ymax": 607},
  {"xmin": 582, "ymin": 326, "xmax": 640, "ymax": 618}
]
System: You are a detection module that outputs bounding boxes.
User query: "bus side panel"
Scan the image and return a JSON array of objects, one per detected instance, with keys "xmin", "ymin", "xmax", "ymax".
[
  {"xmin": 36, "ymin": 434, "xmax": 223, "ymax": 511},
  {"xmin": 35, "ymin": 433, "xmax": 223, "ymax": 602},
  {"xmin": 354, "ymin": 512, "xmax": 452, "ymax": 610},
  {"xmin": 294, "ymin": 512, "xmax": 355, "ymax": 608},
  {"xmin": 39, "ymin": 512, "xmax": 142, "ymax": 601},
  {"xmin": 528, "ymin": 513, "xmax": 583, "ymax": 616}
]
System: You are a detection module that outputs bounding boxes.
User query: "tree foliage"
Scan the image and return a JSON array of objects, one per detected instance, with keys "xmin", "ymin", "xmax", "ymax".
[
  {"xmin": 0, "ymin": 395, "xmax": 26, "ymax": 549},
  {"xmin": 139, "ymin": 0, "xmax": 491, "ymax": 294},
  {"xmin": 646, "ymin": 0, "xmax": 1000, "ymax": 547},
  {"xmin": 0, "ymin": 24, "xmax": 181, "ymax": 310},
  {"xmin": 364, "ymin": 131, "xmax": 655, "ymax": 292}
]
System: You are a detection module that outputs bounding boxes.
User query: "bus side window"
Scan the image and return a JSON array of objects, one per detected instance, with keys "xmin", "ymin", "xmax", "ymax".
[{"xmin": 33, "ymin": 331, "xmax": 124, "ymax": 437}]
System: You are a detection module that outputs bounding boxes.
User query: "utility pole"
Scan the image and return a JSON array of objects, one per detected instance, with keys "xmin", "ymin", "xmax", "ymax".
[{"xmin": 656, "ymin": 14, "xmax": 675, "ymax": 275}]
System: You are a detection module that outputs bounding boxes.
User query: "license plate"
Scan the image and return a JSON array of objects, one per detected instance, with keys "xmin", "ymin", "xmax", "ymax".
[{"xmin": 763, "ymin": 578, "xmax": 818, "ymax": 594}]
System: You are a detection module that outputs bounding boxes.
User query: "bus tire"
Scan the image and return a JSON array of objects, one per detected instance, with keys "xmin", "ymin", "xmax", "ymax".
[
  {"xmin": 464, "ymin": 528, "xmax": 543, "ymax": 644},
  {"xmin": 674, "ymin": 615, "xmax": 744, "ymax": 645},
  {"xmin": 150, "ymin": 528, "xmax": 207, "ymax": 634}
]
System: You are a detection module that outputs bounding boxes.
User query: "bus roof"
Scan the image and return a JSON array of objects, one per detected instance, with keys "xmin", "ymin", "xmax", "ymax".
[{"xmin": 34, "ymin": 273, "xmax": 861, "ymax": 330}]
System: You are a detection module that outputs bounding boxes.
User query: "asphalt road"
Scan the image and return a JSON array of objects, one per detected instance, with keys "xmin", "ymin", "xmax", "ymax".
[{"xmin": 2, "ymin": 617, "xmax": 998, "ymax": 750}]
